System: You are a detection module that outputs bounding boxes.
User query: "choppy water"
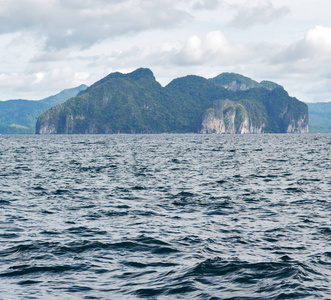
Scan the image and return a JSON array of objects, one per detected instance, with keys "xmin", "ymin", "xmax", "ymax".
[{"xmin": 0, "ymin": 134, "xmax": 330, "ymax": 300}]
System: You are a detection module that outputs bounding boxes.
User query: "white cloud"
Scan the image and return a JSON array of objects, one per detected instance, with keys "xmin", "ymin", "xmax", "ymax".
[
  {"xmin": 274, "ymin": 26, "xmax": 331, "ymax": 62},
  {"xmin": 262, "ymin": 25, "xmax": 331, "ymax": 102},
  {"xmin": 172, "ymin": 31, "xmax": 251, "ymax": 65},
  {"xmin": 230, "ymin": 0, "xmax": 289, "ymax": 28},
  {"xmin": 305, "ymin": 26, "xmax": 331, "ymax": 51},
  {"xmin": 0, "ymin": 68, "xmax": 91, "ymax": 100}
]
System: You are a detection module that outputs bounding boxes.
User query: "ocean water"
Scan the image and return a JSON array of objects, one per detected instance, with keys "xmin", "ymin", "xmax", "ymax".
[{"xmin": 0, "ymin": 134, "xmax": 330, "ymax": 300}]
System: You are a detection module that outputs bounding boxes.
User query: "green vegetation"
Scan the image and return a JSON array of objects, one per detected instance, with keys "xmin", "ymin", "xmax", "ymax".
[
  {"xmin": 36, "ymin": 68, "xmax": 309, "ymax": 134},
  {"xmin": 307, "ymin": 102, "xmax": 331, "ymax": 133},
  {"xmin": 0, "ymin": 85, "xmax": 87, "ymax": 134},
  {"xmin": 309, "ymin": 125, "xmax": 331, "ymax": 133},
  {"xmin": 0, "ymin": 125, "xmax": 34, "ymax": 134},
  {"xmin": 260, "ymin": 80, "xmax": 283, "ymax": 90}
]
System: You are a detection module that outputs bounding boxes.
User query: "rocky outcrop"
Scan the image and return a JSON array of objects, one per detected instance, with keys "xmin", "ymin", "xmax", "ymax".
[
  {"xmin": 221, "ymin": 81, "xmax": 250, "ymax": 92},
  {"xmin": 265, "ymin": 88, "xmax": 309, "ymax": 134},
  {"xmin": 36, "ymin": 104, "xmax": 64, "ymax": 134},
  {"xmin": 210, "ymin": 73, "xmax": 284, "ymax": 92},
  {"xmin": 200, "ymin": 100, "xmax": 264, "ymax": 134}
]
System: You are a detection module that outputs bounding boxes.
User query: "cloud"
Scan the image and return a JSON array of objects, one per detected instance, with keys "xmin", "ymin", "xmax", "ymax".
[
  {"xmin": 230, "ymin": 0, "xmax": 289, "ymax": 28},
  {"xmin": 192, "ymin": 0, "xmax": 221, "ymax": 10},
  {"xmin": 0, "ymin": 0, "xmax": 192, "ymax": 50},
  {"xmin": 61, "ymin": 30, "xmax": 254, "ymax": 71},
  {"xmin": 0, "ymin": 68, "xmax": 90, "ymax": 100},
  {"xmin": 260, "ymin": 25, "xmax": 331, "ymax": 102},
  {"xmin": 31, "ymin": 49, "xmax": 71, "ymax": 63},
  {"xmin": 172, "ymin": 31, "xmax": 251, "ymax": 65},
  {"xmin": 272, "ymin": 26, "xmax": 331, "ymax": 63}
]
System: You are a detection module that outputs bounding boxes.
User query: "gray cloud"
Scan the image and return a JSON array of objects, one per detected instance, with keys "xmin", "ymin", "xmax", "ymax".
[
  {"xmin": 0, "ymin": 1, "xmax": 330, "ymax": 103},
  {"xmin": 192, "ymin": 0, "xmax": 221, "ymax": 10},
  {"xmin": 230, "ymin": 1, "xmax": 289, "ymax": 28},
  {"xmin": 0, "ymin": 0, "xmax": 192, "ymax": 50}
]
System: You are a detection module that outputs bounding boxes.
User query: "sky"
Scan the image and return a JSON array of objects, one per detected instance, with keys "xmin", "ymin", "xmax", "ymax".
[{"xmin": 0, "ymin": 0, "xmax": 331, "ymax": 103}]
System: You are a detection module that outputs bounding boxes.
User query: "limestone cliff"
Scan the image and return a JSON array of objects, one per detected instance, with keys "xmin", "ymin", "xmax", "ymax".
[
  {"xmin": 200, "ymin": 100, "xmax": 264, "ymax": 134},
  {"xmin": 220, "ymin": 81, "xmax": 250, "ymax": 92},
  {"xmin": 265, "ymin": 88, "xmax": 309, "ymax": 133},
  {"xmin": 286, "ymin": 117, "xmax": 309, "ymax": 133}
]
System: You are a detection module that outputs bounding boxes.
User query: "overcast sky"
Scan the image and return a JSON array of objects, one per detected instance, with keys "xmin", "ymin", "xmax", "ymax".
[{"xmin": 0, "ymin": 0, "xmax": 330, "ymax": 102}]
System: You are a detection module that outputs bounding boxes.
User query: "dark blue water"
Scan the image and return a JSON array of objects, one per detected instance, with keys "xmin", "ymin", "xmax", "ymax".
[{"xmin": 0, "ymin": 134, "xmax": 330, "ymax": 299}]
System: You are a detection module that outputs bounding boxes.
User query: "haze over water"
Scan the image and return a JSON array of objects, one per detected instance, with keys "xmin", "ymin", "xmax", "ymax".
[{"xmin": 0, "ymin": 134, "xmax": 330, "ymax": 299}]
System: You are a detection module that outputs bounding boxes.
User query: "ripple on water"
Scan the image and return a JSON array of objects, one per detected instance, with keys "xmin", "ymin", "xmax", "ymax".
[{"xmin": 0, "ymin": 134, "xmax": 330, "ymax": 299}]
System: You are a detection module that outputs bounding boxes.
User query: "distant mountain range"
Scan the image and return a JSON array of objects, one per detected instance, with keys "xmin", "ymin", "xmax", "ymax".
[
  {"xmin": 0, "ymin": 85, "xmax": 87, "ymax": 134},
  {"xmin": 307, "ymin": 102, "xmax": 331, "ymax": 133},
  {"xmin": 36, "ymin": 68, "xmax": 308, "ymax": 134}
]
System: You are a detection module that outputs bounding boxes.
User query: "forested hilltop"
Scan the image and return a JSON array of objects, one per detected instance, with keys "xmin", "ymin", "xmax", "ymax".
[
  {"xmin": 36, "ymin": 68, "xmax": 308, "ymax": 134},
  {"xmin": 0, "ymin": 85, "xmax": 87, "ymax": 134}
]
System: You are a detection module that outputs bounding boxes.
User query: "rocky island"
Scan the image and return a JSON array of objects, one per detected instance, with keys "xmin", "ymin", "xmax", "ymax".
[{"xmin": 36, "ymin": 68, "xmax": 308, "ymax": 134}]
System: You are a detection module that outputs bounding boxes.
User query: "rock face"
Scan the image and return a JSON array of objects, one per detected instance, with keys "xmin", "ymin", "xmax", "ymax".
[
  {"xmin": 210, "ymin": 73, "xmax": 283, "ymax": 92},
  {"xmin": 286, "ymin": 117, "xmax": 309, "ymax": 133},
  {"xmin": 36, "ymin": 68, "xmax": 309, "ymax": 134},
  {"xmin": 221, "ymin": 81, "xmax": 250, "ymax": 92},
  {"xmin": 264, "ymin": 87, "xmax": 309, "ymax": 133},
  {"xmin": 200, "ymin": 100, "xmax": 264, "ymax": 134}
]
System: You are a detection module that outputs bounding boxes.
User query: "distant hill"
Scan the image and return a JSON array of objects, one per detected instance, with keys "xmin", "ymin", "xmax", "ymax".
[
  {"xmin": 307, "ymin": 102, "xmax": 331, "ymax": 133},
  {"xmin": 36, "ymin": 68, "xmax": 308, "ymax": 134},
  {"xmin": 0, "ymin": 85, "xmax": 87, "ymax": 134}
]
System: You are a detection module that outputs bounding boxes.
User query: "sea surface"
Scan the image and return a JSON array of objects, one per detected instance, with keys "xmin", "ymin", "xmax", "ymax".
[{"xmin": 0, "ymin": 134, "xmax": 330, "ymax": 300}]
